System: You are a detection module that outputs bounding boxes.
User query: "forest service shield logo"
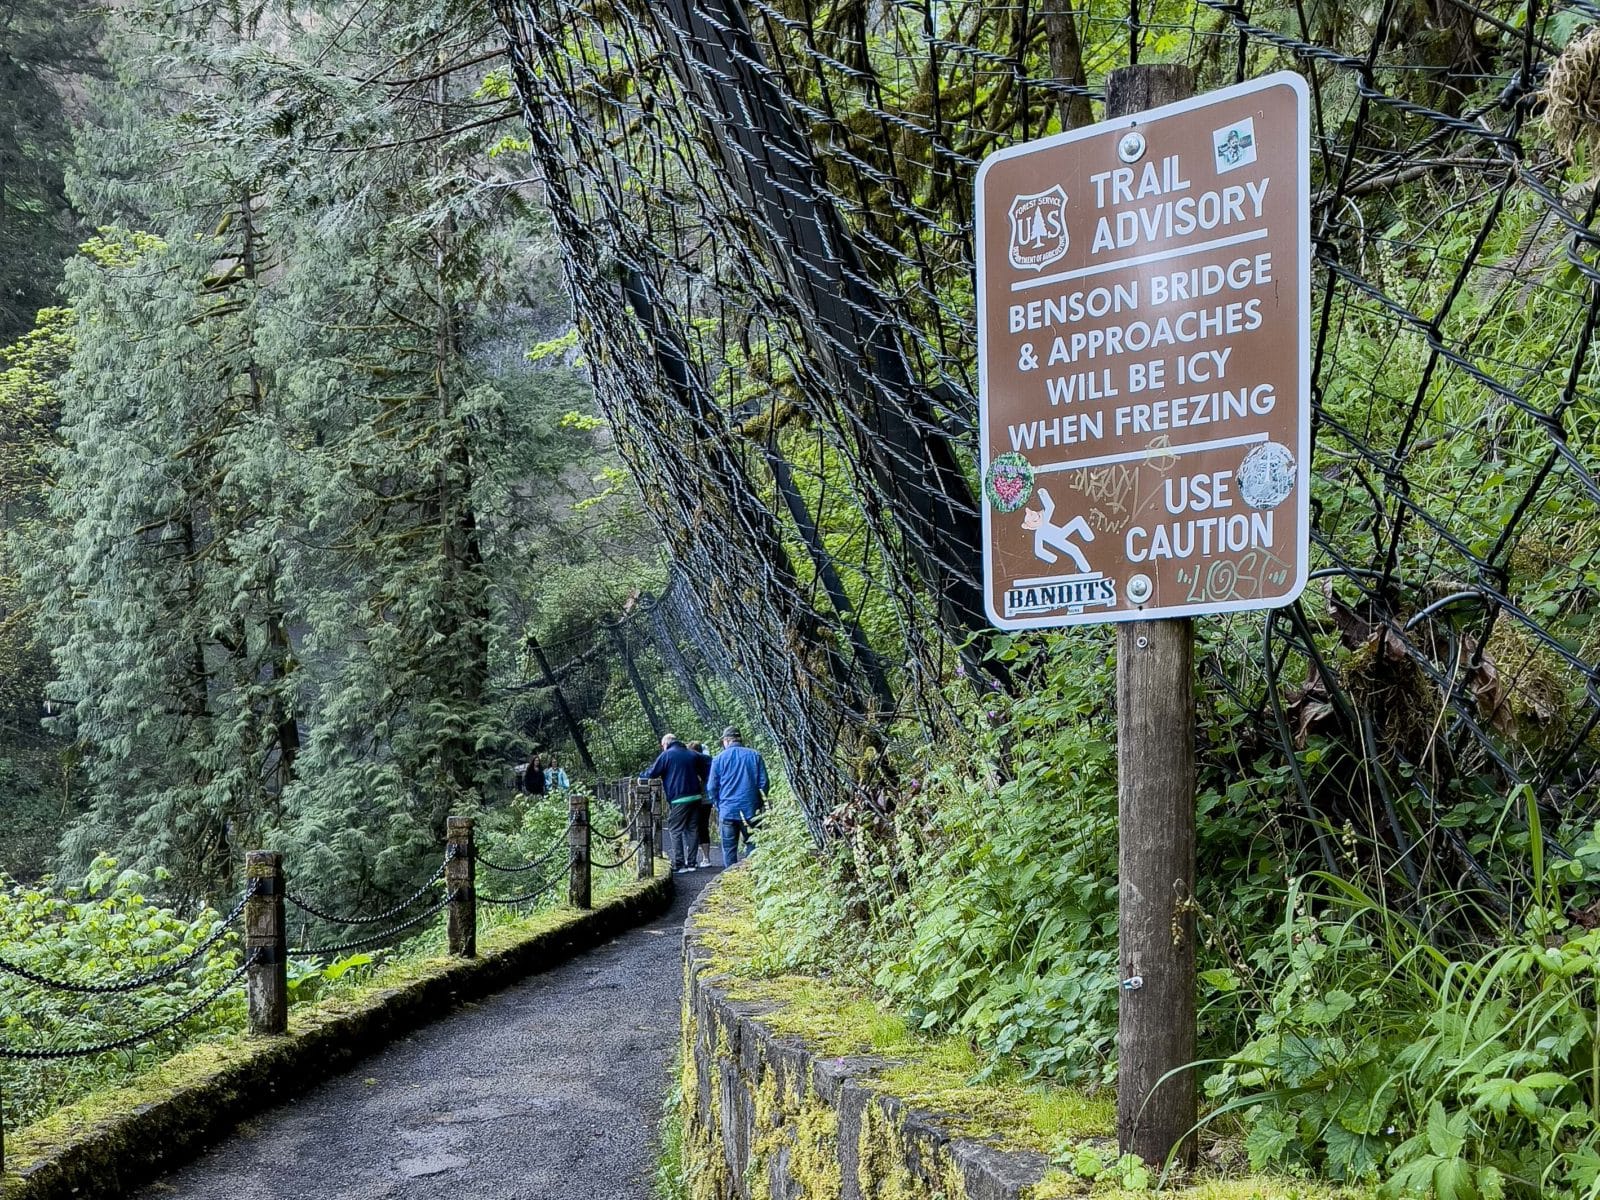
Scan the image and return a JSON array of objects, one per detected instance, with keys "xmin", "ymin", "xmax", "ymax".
[{"xmin": 1008, "ymin": 185, "xmax": 1070, "ymax": 271}]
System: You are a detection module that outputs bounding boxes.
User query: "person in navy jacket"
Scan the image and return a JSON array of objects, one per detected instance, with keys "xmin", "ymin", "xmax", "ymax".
[
  {"xmin": 642, "ymin": 734, "xmax": 712, "ymax": 872},
  {"xmin": 705, "ymin": 726, "xmax": 768, "ymax": 866}
]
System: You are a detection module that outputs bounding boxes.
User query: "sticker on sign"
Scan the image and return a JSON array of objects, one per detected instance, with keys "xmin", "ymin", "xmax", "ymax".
[{"xmin": 975, "ymin": 72, "xmax": 1310, "ymax": 629}]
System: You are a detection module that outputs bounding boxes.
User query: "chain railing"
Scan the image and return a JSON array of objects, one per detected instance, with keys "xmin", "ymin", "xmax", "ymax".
[
  {"xmin": 478, "ymin": 875, "xmax": 564, "ymax": 907},
  {"xmin": 285, "ymin": 859, "xmax": 451, "ymax": 927},
  {"xmin": 0, "ymin": 957, "xmax": 257, "ymax": 1064},
  {"xmin": 587, "ymin": 841, "xmax": 641, "ymax": 871},
  {"xmin": 475, "ymin": 837, "xmax": 566, "ymax": 876},
  {"xmin": 0, "ymin": 779, "xmax": 665, "ymax": 1176},
  {"xmin": 288, "ymin": 892, "xmax": 460, "ymax": 958}
]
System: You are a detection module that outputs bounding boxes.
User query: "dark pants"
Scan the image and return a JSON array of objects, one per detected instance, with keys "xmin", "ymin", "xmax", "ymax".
[
  {"xmin": 694, "ymin": 800, "xmax": 712, "ymax": 851},
  {"xmin": 666, "ymin": 801, "xmax": 699, "ymax": 868},
  {"xmin": 720, "ymin": 816, "xmax": 756, "ymax": 866}
]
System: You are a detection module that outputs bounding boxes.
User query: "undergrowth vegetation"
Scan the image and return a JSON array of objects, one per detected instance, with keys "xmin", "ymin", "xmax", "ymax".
[
  {"xmin": 0, "ymin": 790, "xmax": 628, "ymax": 1131},
  {"xmin": 740, "ymin": 627, "xmax": 1600, "ymax": 1197},
  {"xmin": 0, "ymin": 857, "xmax": 245, "ymax": 1127}
]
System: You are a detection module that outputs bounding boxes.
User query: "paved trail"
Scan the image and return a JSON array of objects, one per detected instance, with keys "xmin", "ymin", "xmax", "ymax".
[{"xmin": 138, "ymin": 868, "xmax": 712, "ymax": 1200}]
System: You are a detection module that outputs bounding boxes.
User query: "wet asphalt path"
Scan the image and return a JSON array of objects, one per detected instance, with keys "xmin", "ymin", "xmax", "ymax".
[{"xmin": 137, "ymin": 867, "xmax": 714, "ymax": 1200}]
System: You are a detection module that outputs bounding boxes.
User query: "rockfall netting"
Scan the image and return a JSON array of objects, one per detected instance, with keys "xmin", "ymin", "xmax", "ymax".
[{"xmin": 490, "ymin": 0, "xmax": 1600, "ymax": 904}]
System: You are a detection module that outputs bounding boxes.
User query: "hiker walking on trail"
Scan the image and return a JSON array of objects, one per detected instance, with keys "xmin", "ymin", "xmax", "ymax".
[
  {"xmin": 523, "ymin": 753, "xmax": 547, "ymax": 796},
  {"xmin": 687, "ymin": 742, "xmax": 714, "ymax": 867},
  {"xmin": 641, "ymin": 733, "xmax": 712, "ymax": 873},
  {"xmin": 706, "ymin": 726, "xmax": 767, "ymax": 867}
]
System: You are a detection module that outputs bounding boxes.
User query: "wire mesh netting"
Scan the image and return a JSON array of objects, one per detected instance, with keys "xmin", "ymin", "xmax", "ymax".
[
  {"xmin": 511, "ymin": 570, "xmax": 746, "ymax": 775},
  {"xmin": 490, "ymin": 0, "xmax": 1600, "ymax": 901}
]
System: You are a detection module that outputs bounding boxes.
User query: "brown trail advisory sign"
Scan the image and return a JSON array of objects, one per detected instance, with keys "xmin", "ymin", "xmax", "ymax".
[{"xmin": 977, "ymin": 73, "xmax": 1310, "ymax": 629}]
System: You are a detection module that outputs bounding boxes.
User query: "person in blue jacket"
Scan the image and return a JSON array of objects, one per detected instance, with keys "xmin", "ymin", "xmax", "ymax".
[
  {"xmin": 705, "ymin": 726, "xmax": 768, "ymax": 866},
  {"xmin": 642, "ymin": 733, "xmax": 712, "ymax": 873}
]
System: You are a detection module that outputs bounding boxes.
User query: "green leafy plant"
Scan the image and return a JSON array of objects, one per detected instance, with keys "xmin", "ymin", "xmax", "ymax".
[
  {"xmin": 1202, "ymin": 851, "xmax": 1600, "ymax": 1197},
  {"xmin": 0, "ymin": 857, "xmax": 244, "ymax": 1127}
]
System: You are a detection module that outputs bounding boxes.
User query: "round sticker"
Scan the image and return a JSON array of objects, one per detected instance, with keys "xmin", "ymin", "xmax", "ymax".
[
  {"xmin": 1236, "ymin": 441, "xmax": 1297, "ymax": 509},
  {"xmin": 985, "ymin": 452, "xmax": 1035, "ymax": 513}
]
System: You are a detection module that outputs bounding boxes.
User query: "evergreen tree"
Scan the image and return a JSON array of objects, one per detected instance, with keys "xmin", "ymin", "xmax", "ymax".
[
  {"xmin": 0, "ymin": 0, "xmax": 96, "ymax": 340},
  {"xmin": 41, "ymin": 5, "xmax": 300, "ymax": 899},
  {"xmin": 0, "ymin": 303, "xmax": 76, "ymax": 872},
  {"xmin": 39, "ymin": 0, "xmax": 597, "ymax": 904}
]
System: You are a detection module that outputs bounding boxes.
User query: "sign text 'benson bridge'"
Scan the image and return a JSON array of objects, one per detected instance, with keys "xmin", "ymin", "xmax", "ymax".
[{"xmin": 976, "ymin": 73, "xmax": 1310, "ymax": 629}]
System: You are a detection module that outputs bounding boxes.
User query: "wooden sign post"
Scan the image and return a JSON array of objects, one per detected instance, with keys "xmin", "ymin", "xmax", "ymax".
[
  {"xmin": 1107, "ymin": 64, "xmax": 1197, "ymax": 1169},
  {"xmin": 975, "ymin": 67, "xmax": 1310, "ymax": 1168}
]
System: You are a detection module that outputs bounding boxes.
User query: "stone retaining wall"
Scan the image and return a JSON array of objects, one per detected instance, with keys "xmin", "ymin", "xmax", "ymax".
[{"xmin": 681, "ymin": 876, "xmax": 1052, "ymax": 1200}]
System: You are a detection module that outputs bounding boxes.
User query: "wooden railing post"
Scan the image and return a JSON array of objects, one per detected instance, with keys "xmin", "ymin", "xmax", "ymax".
[
  {"xmin": 568, "ymin": 791, "xmax": 591, "ymax": 909},
  {"xmin": 633, "ymin": 781, "xmax": 655, "ymax": 879},
  {"xmin": 245, "ymin": 851, "xmax": 287, "ymax": 1036},
  {"xmin": 446, "ymin": 816, "xmax": 476, "ymax": 957}
]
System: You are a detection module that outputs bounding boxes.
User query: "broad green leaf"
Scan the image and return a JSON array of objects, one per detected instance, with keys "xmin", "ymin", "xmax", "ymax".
[
  {"xmin": 1199, "ymin": 968, "xmax": 1240, "ymax": 993},
  {"xmin": 1426, "ymin": 1103, "xmax": 1468, "ymax": 1159}
]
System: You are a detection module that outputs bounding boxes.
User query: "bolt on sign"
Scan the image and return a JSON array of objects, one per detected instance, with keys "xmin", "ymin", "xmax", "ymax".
[{"xmin": 976, "ymin": 72, "xmax": 1310, "ymax": 629}]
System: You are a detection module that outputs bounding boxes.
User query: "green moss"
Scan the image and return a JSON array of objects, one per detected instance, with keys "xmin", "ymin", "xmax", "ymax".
[
  {"xmin": 691, "ymin": 875, "xmax": 1112, "ymax": 1163},
  {"xmin": 745, "ymin": 1063, "xmax": 845, "ymax": 1200},
  {"xmin": 296, "ymin": 894, "xmax": 639, "ymax": 1026},
  {"xmin": 1029, "ymin": 1167, "xmax": 1367, "ymax": 1199},
  {"xmin": 856, "ymin": 1097, "xmax": 951, "ymax": 1200},
  {"xmin": 656, "ymin": 1050, "xmax": 693, "ymax": 1200},
  {"xmin": 686, "ymin": 872, "xmax": 1370, "ymax": 1200},
  {"xmin": 871, "ymin": 1040, "xmax": 1114, "ymax": 1152},
  {"xmin": 678, "ymin": 1003, "xmax": 732, "ymax": 1200},
  {"xmin": 787, "ymin": 1101, "xmax": 844, "ymax": 1197},
  {"xmin": 3, "ymin": 876, "xmax": 670, "ymax": 1200},
  {"xmin": 1027, "ymin": 1090, "xmax": 1116, "ymax": 1143},
  {"xmin": 867, "ymin": 1010, "xmax": 913, "ymax": 1051},
  {"xmin": 5, "ymin": 1035, "xmax": 257, "ymax": 1173}
]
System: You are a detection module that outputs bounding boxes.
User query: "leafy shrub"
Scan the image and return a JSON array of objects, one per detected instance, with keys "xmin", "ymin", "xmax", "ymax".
[
  {"xmin": 742, "ymin": 610, "xmax": 1600, "ymax": 1197},
  {"xmin": 1204, "ymin": 863, "xmax": 1600, "ymax": 1198},
  {"xmin": 745, "ymin": 632, "xmax": 1124, "ymax": 1083},
  {"xmin": 0, "ymin": 856, "xmax": 244, "ymax": 1126}
]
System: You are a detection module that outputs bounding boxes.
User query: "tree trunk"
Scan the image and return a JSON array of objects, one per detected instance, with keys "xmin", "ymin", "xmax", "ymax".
[{"xmin": 1041, "ymin": 3, "xmax": 1095, "ymax": 130}]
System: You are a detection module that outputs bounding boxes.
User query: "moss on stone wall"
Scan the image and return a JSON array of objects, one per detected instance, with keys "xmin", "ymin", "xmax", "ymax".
[
  {"xmin": 853, "ymin": 1096, "xmax": 969, "ymax": 1200},
  {"xmin": 1031, "ymin": 1171, "xmax": 1349, "ymax": 1200},
  {"xmin": 874, "ymin": 1042, "xmax": 1113, "ymax": 1151},
  {"xmin": 681, "ymin": 1002, "xmax": 733, "ymax": 1200},
  {"xmin": 680, "ymin": 870, "xmax": 1370, "ymax": 1200}
]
